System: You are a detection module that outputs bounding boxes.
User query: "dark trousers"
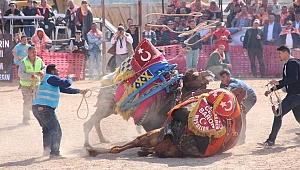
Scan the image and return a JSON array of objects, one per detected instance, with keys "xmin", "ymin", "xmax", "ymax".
[
  {"xmin": 240, "ymin": 96, "xmax": 257, "ymax": 142},
  {"xmin": 268, "ymin": 94, "xmax": 300, "ymax": 142},
  {"xmin": 32, "ymin": 105, "xmax": 62, "ymax": 156},
  {"xmin": 248, "ymin": 48, "xmax": 265, "ymax": 77},
  {"xmin": 39, "ymin": 20, "xmax": 55, "ymax": 38},
  {"xmin": 68, "ymin": 21, "xmax": 76, "ymax": 38}
]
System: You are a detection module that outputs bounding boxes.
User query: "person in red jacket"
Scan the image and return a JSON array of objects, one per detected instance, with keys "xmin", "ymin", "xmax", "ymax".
[{"xmin": 212, "ymin": 22, "xmax": 233, "ymax": 65}]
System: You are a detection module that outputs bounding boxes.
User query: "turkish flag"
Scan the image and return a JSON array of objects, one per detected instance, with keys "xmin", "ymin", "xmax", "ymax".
[{"xmin": 131, "ymin": 38, "xmax": 163, "ymax": 72}]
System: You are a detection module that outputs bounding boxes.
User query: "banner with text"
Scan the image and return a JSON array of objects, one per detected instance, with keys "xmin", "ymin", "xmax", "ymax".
[{"xmin": 0, "ymin": 34, "xmax": 13, "ymax": 82}]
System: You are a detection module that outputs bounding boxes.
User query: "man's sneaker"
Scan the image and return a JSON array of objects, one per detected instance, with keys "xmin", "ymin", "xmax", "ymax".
[
  {"xmin": 258, "ymin": 140, "xmax": 275, "ymax": 147},
  {"xmin": 49, "ymin": 154, "xmax": 66, "ymax": 159}
]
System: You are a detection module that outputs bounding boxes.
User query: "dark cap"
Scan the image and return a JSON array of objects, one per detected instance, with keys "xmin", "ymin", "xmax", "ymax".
[
  {"xmin": 219, "ymin": 22, "xmax": 226, "ymax": 27},
  {"xmin": 118, "ymin": 25, "xmax": 125, "ymax": 31},
  {"xmin": 9, "ymin": 2, "xmax": 15, "ymax": 6},
  {"xmin": 75, "ymin": 30, "xmax": 82, "ymax": 34},
  {"xmin": 33, "ymin": 1, "xmax": 37, "ymax": 4},
  {"xmin": 81, "ymin": 0, "xmax": 88, "ymax": 4}
]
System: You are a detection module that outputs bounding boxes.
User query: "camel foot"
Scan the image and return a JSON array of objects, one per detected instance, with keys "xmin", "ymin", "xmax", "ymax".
[
  {"xmin": 84, "ymin": 143, "xmax": 93, "ymax": 148},
  {"xmin": 86, "ymin": 148, "xmax": 98, "ymax": 157},
  {"xmin": 137, "ymin": 150, "xmax": 153, "ymax": 157}
]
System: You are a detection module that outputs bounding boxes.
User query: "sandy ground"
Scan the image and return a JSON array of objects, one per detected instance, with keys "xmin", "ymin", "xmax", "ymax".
[{"xmin": 1, "ymin": 78, "xmax": 300, "ymax": 170}]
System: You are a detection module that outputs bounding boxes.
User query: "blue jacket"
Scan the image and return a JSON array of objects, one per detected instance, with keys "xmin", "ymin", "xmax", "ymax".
[
  {"xmin": 220, "ymin": 78, "xmax": 256, "ymax": 99},
  {"xmin": 33, "ymin": 74, "xmax": 80, "ymax": 108},
  {"xmin": 263, "ymin": 22, "xmax": 282, "ymax": 46},
  {"xmin": 87, "ymin": 32, "xmax": 103, "ymax": 51}
]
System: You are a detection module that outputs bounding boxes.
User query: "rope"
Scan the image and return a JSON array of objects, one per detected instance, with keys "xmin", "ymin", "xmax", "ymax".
[
  {"xmin": 266, "ymin": 83, "xmax": 282, "ymax": 117},
  {"xmin": 76, "ymin": 90, "xmax": 92, "ymax": 120}
]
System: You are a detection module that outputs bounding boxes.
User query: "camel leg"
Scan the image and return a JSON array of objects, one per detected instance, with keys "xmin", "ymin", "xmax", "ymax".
[
  {"xmin": 83, "ymin": 103, "xmax": 114, "ymax": 147},
  {"xmin": 86, "ymin": 128, "xmax": 162, "ymax": 157}
]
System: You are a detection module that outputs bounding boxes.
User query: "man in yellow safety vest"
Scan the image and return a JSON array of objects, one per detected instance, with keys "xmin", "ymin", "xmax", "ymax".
[{"xmin": 18, "ymin": 46, "xmax": 46, "ymax": 125}]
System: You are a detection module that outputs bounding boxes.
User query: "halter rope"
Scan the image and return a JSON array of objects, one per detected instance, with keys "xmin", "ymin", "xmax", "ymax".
[{"xmin": 266, "ymin": 83, "xmax": 282, "ymax": 117}]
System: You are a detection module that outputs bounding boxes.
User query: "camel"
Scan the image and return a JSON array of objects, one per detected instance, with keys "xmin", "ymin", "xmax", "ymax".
[
  {"xmin": 86, "ymin": 87, "xmax": 246, "ymax": 158},
  {"xmin": 83, "ymin": 68, "xmax": 215, "ymax": 147}
]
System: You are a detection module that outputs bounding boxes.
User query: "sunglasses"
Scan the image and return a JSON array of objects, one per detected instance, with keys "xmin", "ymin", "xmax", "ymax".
[
  {"xmin": 286, "ymin": 23, "xmax": 292, "ymax": 25},
  {"xmin": 168, "ymin": 24, "xmax": 173, "ymax": 25}
]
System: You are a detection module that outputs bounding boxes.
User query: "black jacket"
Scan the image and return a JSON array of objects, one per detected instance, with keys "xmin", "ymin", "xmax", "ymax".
[
  {"xmin": 276, "ymin": 58, "xmax": 300, "ymax": 95},
  {"xmin": 243, "ymin": 27, "xmax": 264, "ymax": 49}
]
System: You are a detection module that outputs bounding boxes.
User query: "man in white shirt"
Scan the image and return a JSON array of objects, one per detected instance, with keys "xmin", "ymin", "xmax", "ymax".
[
  {"xmin": 279, "ymin": 20, "xmax": 300, "ymax": 51},
  {"xmin": 109, "ymin": 26, "xmax": 134, "ymax": 67},
  {"xmin": 263, "ymin": 13, "xmax": 282, "ymax": 46}
]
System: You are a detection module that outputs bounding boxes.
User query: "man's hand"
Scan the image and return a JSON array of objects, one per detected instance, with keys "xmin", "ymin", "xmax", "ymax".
[
  {"xmin": 31, "ymin": 74, "xmax": 38, "ymax": 79},
  {"xmin": 243, "ymin": 48, "xmax": 247, "ymax": 52},
  {"xmin": 269, "ymin": 79, "xmax": 279, "ymax": 85},
  {"xmin": 264, "ymin": 90, "xmax": 271, "ymax": 96},
  {"xmin": 16, "ymin": 56, "xmax": 22, "ymax": 61},
  {"xmin": 72, "ymin": 46, "xmax": 78, "ymax": 51},
  {"xmin": 79, "ymin": 89, "xmax": 89, "ymax": 95},
  {"xmin": 227, "ymin": 64, "xmax": 232, "ymax": 69},
  {"xmin": 68, "ymin": 74, "xmax": 76, "ymax": 79}
]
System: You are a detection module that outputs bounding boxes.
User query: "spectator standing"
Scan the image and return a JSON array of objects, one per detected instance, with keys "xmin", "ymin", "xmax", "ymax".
[
  {"xmin": 280, "ymin": 6, "xmax": 289, "ymax": 25},
  {"xmin": 181, "ymin": 19, "xmax": 202, "ymax": 70},
  {"xmin": 87, "ymin": 23, "xmax": 103, "ymax": 80},
  {"xmin": 31, "ymin": 28, "xmax": 52, "ymax": 54},
  {"xmin": 142, "ymin": 23, "xmax": 157, "ymax": 46},
  {"xmin": 18, "ymin": 46, "xmax": 45, "ymax": 125},
  {"xmin": 226, "ymin": 4, "xmax": 242, "ymax": 28},
  {"xmin": 293, "ymin": 12, "xmax": 300, "ymax": 31},
  {"xmin": 286, "ymin": 6, "xmax": 295, "ymax": 22},
  {"xmin": 165, "ymin": 5, "xmax": 175, "ymax": 23},
  {"xmin": 294, "ymin": 0, "xmax": 300, "ymax": 13},
  {"xmin": 162, "ymin": 21, "xmax": 179, "ymax": 46},
  {"xmin": 22, "ymin": 0, "xmax": 41, "ymax": 37},
  {"xmin": 261, "ymin": 45, "xmax": 300, "ymax": 147},
  {"xmin": 4, "ymin": 2, "xmax": 24, "ymax": 34},
  {"xmin": 109, "ymin": 26, "xmax": 133, "ymax": 67},
  {"xmin": 252, "ymin": 0, "xmax": 261, "ymax": 13},
  {"xmin": 175, "ymin": 0, "xmax": 191, "ymax": 14},
  {"xmin": 213, "ymin": 22, "xmax": 233, "ymax": 64},
  {"xmin": 190, "ymin": 0, "xmax": 207, "ymax": 12},
  {"xmin": 69, "ymin": 30, "xmax": 88, "ymax": 78},
  {"xmin": 219, "ymin": 69, "xmax": 257, "ymax": 145},
  {"xmin": 271, "ymin": 0, "xmax": 281, "ymax": 15},
  {"xmin": 243, "ymin": 19, "xmax": 265, "ymax": 78},
  {"xmin": 127, "ymin": 25, "xmax": 139, "ymax": 50},
  {"xmin": 65, "ymin": 0, "xmax": 78, "ymax": 38},
  {"xmin": 207, "ymin": 1, "xmax": 222, "ymax": 20},
  {"xmin": 13, "ymin": 33, "xmax": 21, "ymax": 47},
  {"xmin": 12, "ymin": 35, "xmax": 31, "ymax": 68},
  {"xmin": 279, "ymin": 20, "xmax": 300, "ymax": 50},
  {"xmin": 32, "ymin": 64, "xmax": 87, "ymax": 158},
  {"xmin": 205, "ymin": 44, "xmax": 232, "ymax": 79},
  {"xmin": 254, "ymin": 6, "xmax": 268, "ymax": 26},
  {"xmin": 263, "ymin": 13, "xmax": 282, "ymax": 46},
  {"xmin": 231, "ymin": 6, "xmax": 253, "ymax": 28},
  {"xmin": 261, "ymin": 0, "xmax": 269, "ymax": 12},
  {"xmin": 267, "ymin": 5, "xmax": 280, "ymax": 23},
  {"xmin": 76, "ymin": 0, "xmax": 93, "ymax": 40},
  {"xmin": 38, "ymin": 0, "xmax": 55, "ymax": 38}
]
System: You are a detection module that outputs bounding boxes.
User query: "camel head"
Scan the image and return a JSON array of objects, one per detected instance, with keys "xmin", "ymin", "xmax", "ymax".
[{"xmin": 182, "ymin": 68, "xmax": 215, "ymax": 92}]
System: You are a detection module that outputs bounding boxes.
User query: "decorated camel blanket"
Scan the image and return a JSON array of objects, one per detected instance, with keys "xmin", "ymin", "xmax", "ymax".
[{"xmin": 101, "ymin": 39, "xmax": 181, "ymax": 125}]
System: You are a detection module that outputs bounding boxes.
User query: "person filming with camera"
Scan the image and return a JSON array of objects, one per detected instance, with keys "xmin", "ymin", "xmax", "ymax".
[{"xmin": 108, "ymin": 25, "xmax": 134, "ymax": 67}]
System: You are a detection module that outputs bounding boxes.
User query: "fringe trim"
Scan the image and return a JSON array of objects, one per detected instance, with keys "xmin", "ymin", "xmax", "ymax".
[
  {"xmin": 115, "ymin": 84, "xmax": 139, "ymax": 121},
  {"xmin": 113, "ymin": 66, "xmax": 136, "ymax": 84},
  {"xmin": 187, "ymin": 93, "xmax": 226, "ymax": 138}
]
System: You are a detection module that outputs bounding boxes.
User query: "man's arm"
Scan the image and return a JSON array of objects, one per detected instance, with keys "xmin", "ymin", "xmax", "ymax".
[
  {"xmin": 47, "ymin": 75, "xmax": 73, "ymax": 88},
  {"xmin": 277, "ymin": 61, "xmax": 299, "ymax": 88},
  {"xmin": 18, "ymin": 62, "xmax": 32, "ymax": 80},
  {"xmin": 124, "ymin": 33, "xmax": 133, "ymax": 44}
]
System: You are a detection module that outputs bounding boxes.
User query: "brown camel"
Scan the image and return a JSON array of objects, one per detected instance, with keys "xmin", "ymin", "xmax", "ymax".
[
  {"xmin": 86, "ymin": 87, "xmax": 246, "ymax": 158},
  {"xmin": 83, "ymin": 68, "xmax": 215, "ymax": 147}
]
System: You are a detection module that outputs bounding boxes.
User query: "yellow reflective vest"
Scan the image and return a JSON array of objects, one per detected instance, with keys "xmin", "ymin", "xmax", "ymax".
[{"xmin": 19, "ymin": 57, "xmax": 43, "ymax": 86}]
